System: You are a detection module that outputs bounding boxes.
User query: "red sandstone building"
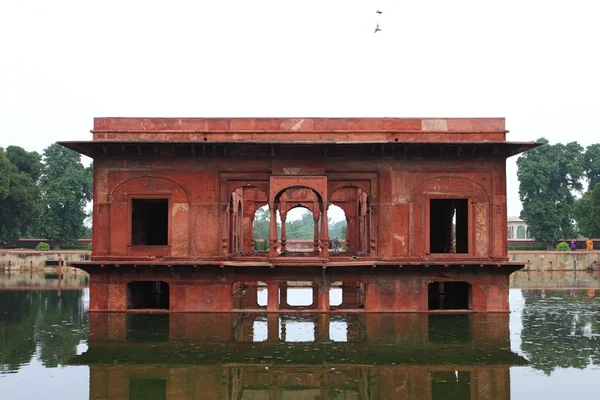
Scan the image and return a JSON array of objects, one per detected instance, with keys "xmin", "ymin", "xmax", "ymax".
[{"xmin": 62, "ymin": 117, "xmax": 537, "ymax": 313}]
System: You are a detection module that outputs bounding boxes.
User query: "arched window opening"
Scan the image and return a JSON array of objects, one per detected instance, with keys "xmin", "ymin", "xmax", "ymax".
[
  {"xmin": 126, "ymin": 281, "xmax": 169, "ymax": 310},
  {"xmin": 131, "ymin": 199, "xmax": 168, "ymax": 246},
  {"xmin": 253, "ymin": 205, "xmax": 272, "ymax": 252},
  {"xmin": 330, "ymin": 186, "xmax": 371, "ymax": 255},
  {"xmin": 275, "ymin": 187, "xmax": 323, "ymax": 256},
  {"xmin": 507, "ymin": 226, "xmax": 513, "ymax": 240},
  {"xmin": 517, "ymin": 225, "xmax": 526, "ymax": 240},
  {"xmin": 227, "ymin": 185, "xmax": 268, "ymax": 256},
  {"xmin": 327, "ymin": 204, "xmax": 347, "ymax": 253},
  {"xmin": 430, "ymin": 199, "xmax": 468, "ymax": 254},
  {"xmin": 281, "ymin": 207, "xmax": 316, "ymax": 254}
]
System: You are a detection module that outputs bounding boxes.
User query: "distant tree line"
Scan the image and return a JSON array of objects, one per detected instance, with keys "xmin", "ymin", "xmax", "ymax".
[
  {"xmin": 253, "ymin": 206, "xmax": 346, "ymax": 251},
  {"xmin": 0, "ymin": 144, "xmax": 92, "ymax": 246},
  {"xmin": 517, "ymin": 139, "xmax": 600, "ymax": 242}
]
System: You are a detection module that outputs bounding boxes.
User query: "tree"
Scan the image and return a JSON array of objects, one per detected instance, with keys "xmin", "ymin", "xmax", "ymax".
[
  {"xmin": 583, "ymin": 144, "xmax": 600, "ymax": 189},
  {"xmin": 5, "ymin": 146, "xmax": 42, "ymax": 182},
  {"xmin": 35, "ymin": 144, "xmax": 92, "ymax": 245},
  {"xmin": 573, "ymin": 144, "xmax": 600, "ymax": 238},
  {"xmin": 517, "ymin": 138, "xmax": 584, "ymax": 243},
  {"xmin": 0, "ymin": 148, "xmax": 40, "ymax": 242}
]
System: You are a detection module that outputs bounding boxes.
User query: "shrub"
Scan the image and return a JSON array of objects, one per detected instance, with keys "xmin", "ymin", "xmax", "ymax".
[
  {"xmin": 555, "ymin": 242, "xmax": 570, "ymax": 251},
  {"xmin": 36, "ymin": 242, "xmax": 50, "ymax": 251},
  {"xmin": 86, "ymin": 243, "xmax": 92, "ymax": 251}
]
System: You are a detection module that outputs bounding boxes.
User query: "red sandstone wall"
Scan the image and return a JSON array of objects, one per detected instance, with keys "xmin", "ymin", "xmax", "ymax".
[{"xmin": 91, "ymin": 155, "xmax": 507, "ymax": 262}]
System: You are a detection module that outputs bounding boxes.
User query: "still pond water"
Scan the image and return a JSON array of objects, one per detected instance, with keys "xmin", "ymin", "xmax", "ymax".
[{"xmin": 0, "ymin": 270, "xmax": 599, "ymax": 399}]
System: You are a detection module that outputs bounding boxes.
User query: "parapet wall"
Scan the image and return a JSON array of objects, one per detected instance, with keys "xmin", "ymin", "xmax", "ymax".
[
  {"xmin": 0, "ymin": 251, "xmax": 90, "ymax": 271},
  {"xmin": 509, "ymin": 251, "xmax": 600, "ymax": 271}
]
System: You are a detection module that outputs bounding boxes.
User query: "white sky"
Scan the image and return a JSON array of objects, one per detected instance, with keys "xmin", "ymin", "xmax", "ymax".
[{"xmin": 1, "ymin": 0, "xmax": 599, "ymax": 220}]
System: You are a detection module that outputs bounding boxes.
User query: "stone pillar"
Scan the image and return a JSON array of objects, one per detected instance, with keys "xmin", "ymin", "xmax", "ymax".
[
  {"xmin": 280, "ymin": 213, "xmax": 287, "ymax": 253},
  {"xmin": 318, "ymin": 281, "xmax": 330, "ymax": 312},
  {"xmin": 221, "ymin": 203, "xmax": 229, "ymax": 256},
  {"xmin": 343, "ymin": 198, "xmax": 357, "ymax": 254},
  {"xmin": 369, "ymin": 204, "xmax": 377, "ymax": 255},
  {"xmin": 320, "ymin": 203, "xmax": 329, "ymax": 258},
  {"xmin": 312, "ymin": 283, "xmax": 319, "ymax": 308},
  {"xmin": 268, "ymin": 203, "xmax": 278, "ymax": 257},
  {"xmin": 249, "ymin": 215, "xmax": 255, "ymax": 255},
  {"xmin": 279, "ymin": 284, "xmax": 288, "ymax": 309},
  {"xmin": 313, "ymin": 216, "xmax": 320, "ymax": 254},
  {"xmin": 267, "ymin": 282, "xmax": 279, "ymax": 312}
]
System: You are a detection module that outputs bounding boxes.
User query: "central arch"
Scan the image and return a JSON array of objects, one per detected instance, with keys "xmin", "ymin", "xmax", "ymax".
[{"xmin": 269, "ymin": 178, "xmax": 329, "ymax": 258}]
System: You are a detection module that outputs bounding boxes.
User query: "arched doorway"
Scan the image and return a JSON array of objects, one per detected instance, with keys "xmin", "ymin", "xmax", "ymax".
[
  {"xmin": 274, "ymin": 187, "xmax": 323, "ymax": 256},
  {"xmin": 225, "ymin": 185, "xmax": 268, "ymax": 256},
  {"xmin": 327, "ymin": 204, "xmax": 346, "ymax": 253},
  {"xmin": 329, "ymin": 185, "xmax": 371, "ymax": 255},
  {"xmin": 282, "ymin": 206, "xmax": 317, "ymax": 254}
]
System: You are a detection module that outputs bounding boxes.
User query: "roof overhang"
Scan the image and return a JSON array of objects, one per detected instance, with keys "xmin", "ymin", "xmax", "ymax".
[{"xmin": 59, "ymin": 140, "xmax": 541, "ymax": 159}]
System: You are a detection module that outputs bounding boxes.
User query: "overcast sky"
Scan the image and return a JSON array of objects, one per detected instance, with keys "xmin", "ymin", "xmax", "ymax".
[{"xmin": 1, "ymin": 0, "xmax": 598, "ymax": 220}]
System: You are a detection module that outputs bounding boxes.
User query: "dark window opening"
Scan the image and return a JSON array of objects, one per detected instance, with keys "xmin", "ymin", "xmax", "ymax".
[
  {"xmin": 132, "ymin": 199, "xmax": 168, "ymax": 245},
  {"xmin": 428, "ymin": 281, "xmax": 471, "ymax": 310},
  {"xmin": 127, "ymin": 281, "xmax": 170, "ymax": 309},
  {"xmin": 431, "ymin": 371, "xmax": 471, "ymax": 400},
  {"xmin": 430, "ymin": 199, "xmax": 468, "ymax": 254},
  {"xmin": 130, "ymin": 378, "xmax": 167, "ymax": 400}
]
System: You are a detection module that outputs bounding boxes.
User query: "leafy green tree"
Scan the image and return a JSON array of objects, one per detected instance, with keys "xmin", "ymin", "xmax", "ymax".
[
  {"xmin": 0, "ymin": 148, "xmax": 40, "ymax": 241},
  {"xmin": 5, "ymin": 146, "xmax": 42, "ymax": 182},
  {"xmin": 583, "ymin": 143, "xmax": 600, "ymax": 189},
  {"xmin": 285, "ymin": 215, "xmax": 314, "ymax": 239},
  {"xmin": 329, "ymin": 219, "xmax": 347, "ymax": 239},
  {"xmin": 517, "ymin": 138, "xmax": 584, "ymax": 243},
  {"xmin": 573, "ymin": 144, "xmax": 600, "ymax": 238},
  {"xmin": 35, "ymin": 144, "xmax": 92, "ymax": 245},
  {"xmin": 573, "ymin": 183, "xmax": 600, "ymax": 237}
]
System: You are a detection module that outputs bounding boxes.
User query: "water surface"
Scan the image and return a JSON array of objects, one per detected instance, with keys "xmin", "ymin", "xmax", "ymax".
[{"xmin": 1, "ymin": 270, "xmax": 599, "ymax": 399}]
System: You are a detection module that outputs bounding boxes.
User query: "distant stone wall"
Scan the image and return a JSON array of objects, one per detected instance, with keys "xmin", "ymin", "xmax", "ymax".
[
  {"xmin": 510, "ymin": 270, "xmax": 600, "ymax": 289},
  {"xmin": 509, "ymin": 251, "xmax": 600, "ymax": 271},
  {"xmin": 0, "ymin": 251, "xmax": 90, "ymax": 271}
]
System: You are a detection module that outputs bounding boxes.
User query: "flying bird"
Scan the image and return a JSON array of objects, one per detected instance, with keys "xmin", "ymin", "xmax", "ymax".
[
  {"xmin": 374, "ymin": 23, "xmax": 381, "ymax": 33},
  {"xmin": 376, "ymin": 10, "xmax": 382, "ymax": 14}
]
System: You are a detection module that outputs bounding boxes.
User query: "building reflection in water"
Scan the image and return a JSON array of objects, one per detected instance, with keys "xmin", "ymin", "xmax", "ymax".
[{"xmin": 73, "ymin": 313, "xmax": 526, "ymax": 400}]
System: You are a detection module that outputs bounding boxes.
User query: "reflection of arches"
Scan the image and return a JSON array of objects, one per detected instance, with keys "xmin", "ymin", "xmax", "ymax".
[{"xmin": 517, "ymin": 225, "xmax": 526, "ymax": 239}]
